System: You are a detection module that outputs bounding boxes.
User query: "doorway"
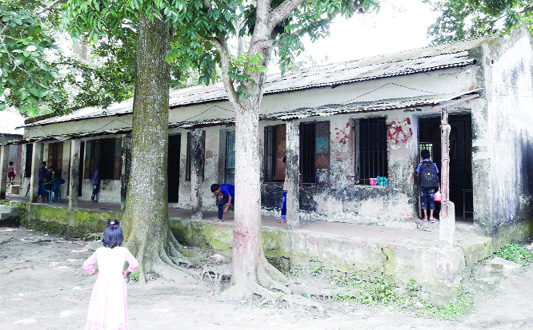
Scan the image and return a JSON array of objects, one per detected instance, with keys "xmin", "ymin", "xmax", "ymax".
[
  {"xmin": 419, "ymin": 115, "xmax": 473, "ymax": 220},
  {"xmin": 168, "ymin": 135, "xmax": 181, "ymax": 203},
  {"xmin": 224, "ymin": 131, "xmax": 235, "ymax": 185}
]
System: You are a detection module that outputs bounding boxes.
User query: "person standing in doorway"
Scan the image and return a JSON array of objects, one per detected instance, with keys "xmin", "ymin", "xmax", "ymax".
[
  {"xmin": 7, "ymin": 161, "xmax": 15, "ymax": 184},
  {"xmin": 91, "ymin": 169, "xmax": 100, "ymax": 203},
  {"xmin": 211, "ymin": 183, "xmax": 234, "ymax": 222},
  {"xmin": 416, "ymin": 149, "xmax": 440, "ymax": 222}
]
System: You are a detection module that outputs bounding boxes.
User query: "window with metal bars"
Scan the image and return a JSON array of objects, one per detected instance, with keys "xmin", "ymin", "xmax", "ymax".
[{"xmin": 355, "ymin": 118, "xmax": 388, "ymax": 184}]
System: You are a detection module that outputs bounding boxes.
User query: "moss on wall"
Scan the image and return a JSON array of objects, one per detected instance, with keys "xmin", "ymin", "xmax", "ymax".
[{"xmin": 15, "ymin": 202, "xmax": 120, "ymax": 239}]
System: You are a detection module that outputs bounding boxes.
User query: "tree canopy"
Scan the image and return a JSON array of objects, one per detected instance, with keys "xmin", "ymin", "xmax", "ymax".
[{"xmin": 426, "ymin": 0, "xmax": 533, "ymax": 44}]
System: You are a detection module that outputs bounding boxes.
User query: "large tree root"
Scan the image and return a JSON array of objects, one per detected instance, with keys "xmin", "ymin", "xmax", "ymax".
[
  {"xmin": 217, "ymin": 258, "xmax": 324, "ymax": 312},
  {"xmin": 128, "ymin": 229, "xmax": 196, "ymax": 284}
]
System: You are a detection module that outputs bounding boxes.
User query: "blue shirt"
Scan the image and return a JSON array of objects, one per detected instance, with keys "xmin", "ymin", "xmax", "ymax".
[
  {"xmin": 416, "ymin": 159, "xmax": 439, "ymax": 173},
  {"xmin": 220, "ymin": 184, "xmax": 234, "ymax": 197}
]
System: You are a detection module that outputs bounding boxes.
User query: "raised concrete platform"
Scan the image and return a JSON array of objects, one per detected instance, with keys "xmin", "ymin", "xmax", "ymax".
[{"xmin": 4, "ymin": 196, "xmax": 493, "ymax": 304}]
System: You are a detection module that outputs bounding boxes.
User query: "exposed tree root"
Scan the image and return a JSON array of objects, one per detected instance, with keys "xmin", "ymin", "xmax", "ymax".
[{"xmin": 215, "ymin": 260, "xmax": 324, "ymax": 312}]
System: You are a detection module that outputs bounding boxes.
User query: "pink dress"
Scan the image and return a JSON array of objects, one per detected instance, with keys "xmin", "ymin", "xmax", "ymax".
[{"xmin": 83, "ymin": 247, "xmax": 139, "ymax": 330}]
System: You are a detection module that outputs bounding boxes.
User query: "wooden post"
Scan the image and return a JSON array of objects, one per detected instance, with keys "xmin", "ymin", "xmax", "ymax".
[
  {"xmin": 190, "ymin": 129, "xmax": 203, "ymax": 220},
  {"xmin": 29, "ymin": 142, "xmax": 41, "ymax": 202},
  {"xmin": 439, "ymin": 107, "xmax": 455, "ymax": 248},
  {"xmin": 286, "ymin": 120, "xmax": 300, "ymax": 229},
  {"xmin": 0, "ymin": 145, "xmax": 8, "ymax": 199},
  {"xmin": 121, "ymin": 133, "xmax": 132, "ymax": 211},
  {"xmin": 69, "ymin": 139, "xmax": 81, "ymax": 209}
]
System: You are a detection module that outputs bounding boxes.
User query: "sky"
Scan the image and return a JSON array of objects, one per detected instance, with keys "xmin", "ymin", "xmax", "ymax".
[{"xmin": 299, "ymin": 0, "xmax": 440, "ymax": 64}]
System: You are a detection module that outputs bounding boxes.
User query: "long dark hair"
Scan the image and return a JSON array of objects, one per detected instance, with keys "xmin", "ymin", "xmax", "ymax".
[{"xmin": 102, "ymin": 219, "xmax": 123, "ymax": 248}]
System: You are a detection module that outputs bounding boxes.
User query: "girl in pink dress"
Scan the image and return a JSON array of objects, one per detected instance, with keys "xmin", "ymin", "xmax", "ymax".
[{"xmin": 83, "ymin": 219, "xmax": 139, "ymax": 330}]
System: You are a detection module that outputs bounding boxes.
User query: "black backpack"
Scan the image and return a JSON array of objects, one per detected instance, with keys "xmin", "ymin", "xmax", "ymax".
[{"xmin": 419, "ymin": 161, "xmax": 439, "ymax": 188}]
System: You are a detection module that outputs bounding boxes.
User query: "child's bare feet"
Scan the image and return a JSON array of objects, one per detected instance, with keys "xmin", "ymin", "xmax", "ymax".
[{"xmin": 212, "ymin": 219, "xmax": 223, "ymax": 222}]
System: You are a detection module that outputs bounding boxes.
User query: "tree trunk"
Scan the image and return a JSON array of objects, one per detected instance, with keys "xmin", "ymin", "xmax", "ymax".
[
  {"xmin": 232, "ymin": 100, "xmax": 262, "ymax": 292},
  {"xmin": 122, "ymin": 14, "xmax": 186, "ymax": 282}
]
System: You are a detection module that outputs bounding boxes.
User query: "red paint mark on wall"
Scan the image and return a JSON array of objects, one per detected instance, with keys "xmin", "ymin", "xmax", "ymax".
[
  {"xmin": 335, "ymin": 126, "xmax": 350, "ymax": 145},
  {"xmin": 387, "ymin": 119, "xmax": 413, "ymax": 149}
]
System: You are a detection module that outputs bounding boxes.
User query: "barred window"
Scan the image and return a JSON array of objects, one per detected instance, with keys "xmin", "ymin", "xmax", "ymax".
[{"xmin": 355, "ymin": 118, "xmax": 388, "ymax": 184}]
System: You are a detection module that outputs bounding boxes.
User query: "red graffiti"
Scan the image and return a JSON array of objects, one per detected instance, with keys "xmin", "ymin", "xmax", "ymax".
[
  {"xmin": 387, "ymin": 119, "xmax": 413, "ymax": 149},
  {"xmin": 335, "ymin": 126, "xmax": 350, "ymax": 145}
]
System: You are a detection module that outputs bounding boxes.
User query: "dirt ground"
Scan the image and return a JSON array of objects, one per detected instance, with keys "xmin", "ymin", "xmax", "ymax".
[{"xmin": 1, "ymin": 226, "xmax": 532, "ymax": 330}]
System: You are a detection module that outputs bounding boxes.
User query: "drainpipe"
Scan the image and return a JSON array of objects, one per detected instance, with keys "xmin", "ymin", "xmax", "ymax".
[{"xmin": 439, "ymin": 107, "xmax": 456, "ymax": 248}]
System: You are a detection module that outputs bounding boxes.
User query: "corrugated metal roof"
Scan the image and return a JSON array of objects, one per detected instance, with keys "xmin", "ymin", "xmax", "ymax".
[
  {"xmin": 22, "ymin": 90, "xmax": 481, "ymax": 142},
  {"xmin": 25, "ymin": 35, "xmax": 492, "ymax": 128},
  {"xmin": 167, "ymin": 89, "xmax": 482, "ymax": 128}
]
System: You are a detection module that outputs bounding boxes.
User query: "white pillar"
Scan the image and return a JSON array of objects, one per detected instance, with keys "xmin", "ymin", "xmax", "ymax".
[
  {"xmin": 439, "ymin": 108, "xmax": 455, "ymax": 248},
  {"xmin": 190, "ymin": 129, "xmax": 203, "ymax": 220},
  {"xmin": 286, "ymin": 121, "xmax": 300, "ymax": 229},
  {"xmin": 29, "ymin": 142, "xmax": 41, "ymax": 202},
  {"xmin": 0, "ymin": 145, "xmax": 8, "ymax": 199}
]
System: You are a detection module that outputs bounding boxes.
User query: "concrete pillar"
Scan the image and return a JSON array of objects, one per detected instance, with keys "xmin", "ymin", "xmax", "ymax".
[
  {"xmin": 29, "ymin": 142, "xmax": 41, "ymax": 202},
  {"xmin": 121, "ymin": 133, "xmax": 132, "ymax": 211},
  {"xmin": 286, "ymin": 120, "xmax": 300, "ymax": 229},
  {"xmin": 439, "ymin": 108, "xmax": 455, "ymax": 248},
  {"xmin": 69, "ymin": 139, "xmax": 81, "ymax": 209},
  {"xmin": 190, "ymin": 129, "xmax": 203, "ymax": 220},
  {"xmin": 0, "ymin": 145, "xmax": 8, "ymax": 199}
]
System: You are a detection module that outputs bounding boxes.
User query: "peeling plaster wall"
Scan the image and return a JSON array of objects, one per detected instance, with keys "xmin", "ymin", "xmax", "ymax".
[
  {"xmin": 475, "ymin": 28, "xmax": 533, "ymax": 241},
  {"xmin": 176, "ymin": 126, "xmax": 223, "ymax": 211},
  {"xmin": 261, "ymin": 110, "xmax": 428, "ymax": 228}
]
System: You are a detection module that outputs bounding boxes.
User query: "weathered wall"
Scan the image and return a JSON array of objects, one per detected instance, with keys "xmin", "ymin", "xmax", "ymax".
[
  {"xmin": 261, "ymin": 109, "xmax": 429, "ymax": 228},
  {"xmin": 17, "ymin": 202, "xmax": 120, "ymax": 239},
  {"xmin": 472, "ymin": 28, "xmax": 533, "ymax": 243}
]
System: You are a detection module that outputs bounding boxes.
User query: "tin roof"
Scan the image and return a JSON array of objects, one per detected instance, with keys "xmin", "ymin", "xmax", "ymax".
[{"xmin": 25, "ymin": 35, "xmax": 493, "ymax": 128}]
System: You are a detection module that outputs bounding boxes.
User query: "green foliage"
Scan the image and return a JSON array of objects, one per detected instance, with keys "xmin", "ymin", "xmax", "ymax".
[
  {"xmin": 417, "ymin": 289, "xmax": 474, "ymax": 320},
  {"xmin": 128, "ymin": 271, "xmax": 140, "ymax": 282},
  {"xmin": 426, "ymin": 0, "xmax": 533, "ymax": 44},
  {"xmin": 0, "ymin": 0, "xmax": 65, "ymax": 114},
  {"xmin": 407, "ymin": 279, "xmax": 420, "ymax": 292},
  {"xmin": 310, "ymin": 264, "xmax": 325, "ymax": 276},
  {"xmin": 495, "ymin": 243, "xmax": 533, "ymax": 265}
]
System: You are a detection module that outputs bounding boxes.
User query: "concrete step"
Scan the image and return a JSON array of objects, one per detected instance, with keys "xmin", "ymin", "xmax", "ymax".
[
  {"xmin": 470, "ymin": 257, "xmax": 519, "ymax": 291},
  {"xmin": 0, "ymin": 205, "xmax": 19, "ymax": 220}
]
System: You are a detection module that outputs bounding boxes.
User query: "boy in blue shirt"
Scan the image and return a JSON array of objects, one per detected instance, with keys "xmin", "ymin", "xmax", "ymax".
[{"xmin": 210, "ymin": 183, "xmax": 235, "ymax": 222}]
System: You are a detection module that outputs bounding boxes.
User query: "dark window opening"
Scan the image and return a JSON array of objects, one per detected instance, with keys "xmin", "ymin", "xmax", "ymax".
[
  {"xmin": 263, "ymin": 125, "xmax": 286, "ymax": 182},
  {"xmin": 84, "ymin": 138, "xmax": 122, "ymax": 181},
  {"xmin": 24, "ymin": 144, "xmax": 33, "ymax": 178},
  {"xmin": 356, "ymin": 118, "xmax": 388, "ymax": 184},
  {"xmin": 300, "ymin": 123, "xmax": 316, "ymax": 183},
  {"xmin": 300, "ymin": 121, "xmax": 330, "ymax": 184},
  {"xmin": 225, "ymin": 131, "xmax": 235, "ymax": 185},
  {"xmin": 47, "ymin": 142, "xmax": 63, "ymax": 178}
]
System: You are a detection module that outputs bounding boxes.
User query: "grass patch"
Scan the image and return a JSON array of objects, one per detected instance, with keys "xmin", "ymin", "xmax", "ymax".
[
  {"xmin": 330, "ymin": 274, "xmax": 474, "ymax": 321},
  {"xmin": 495, "ymin": 243, "xmax": 533, "ymax": 265}
]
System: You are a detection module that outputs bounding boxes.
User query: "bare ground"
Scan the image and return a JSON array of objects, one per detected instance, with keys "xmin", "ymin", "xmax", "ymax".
[{"xmin": 0, "ymin": 227, "xmax": 532, "ymax": 330}]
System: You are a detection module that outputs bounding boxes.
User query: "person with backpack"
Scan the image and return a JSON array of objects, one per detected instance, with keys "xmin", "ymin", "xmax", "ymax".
[{"xmin": 416, "ymin": 149, "xmax": 441, "ymax": 222}]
